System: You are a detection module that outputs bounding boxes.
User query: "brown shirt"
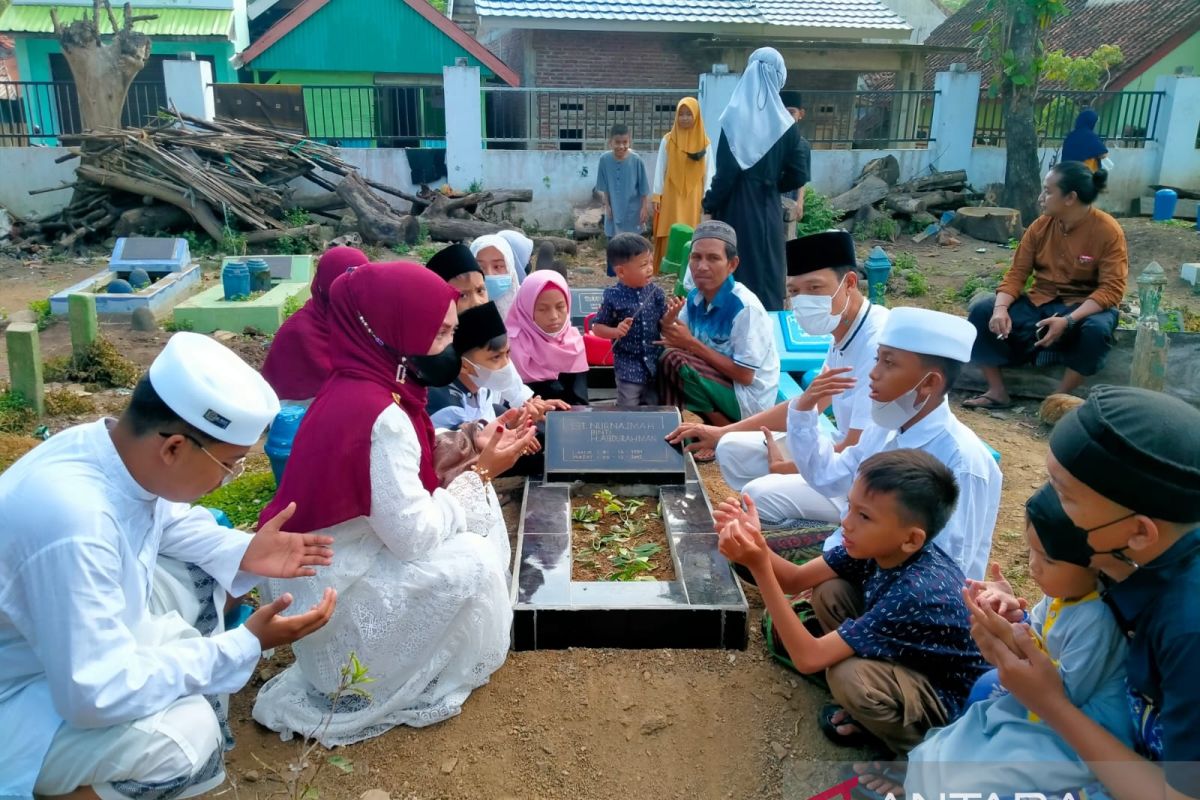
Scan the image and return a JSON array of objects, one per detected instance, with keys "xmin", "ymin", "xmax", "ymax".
[{"xmin": 997, "ymin": 207, "xmax": 1128, "ymax": 309}]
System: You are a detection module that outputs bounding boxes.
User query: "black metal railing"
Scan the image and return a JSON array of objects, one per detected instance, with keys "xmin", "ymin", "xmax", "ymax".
[
  {"xmin": 973, "ymin": 90, "xmax": 1164, "ymax": 148},
  {"xmin": 801, "ymin": 90, "xmax": 938, "ymax": 148},
  {"xmin": 482, "ymin": 87, "xmax": 693, "ymax": 151},
  {"xmin": 0, "ymin": 80, "xmax": 167, "ymax": 145}
]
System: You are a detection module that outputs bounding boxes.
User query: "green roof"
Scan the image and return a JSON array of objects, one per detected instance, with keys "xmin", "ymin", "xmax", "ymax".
[{"xmin": 0, "ymin": 5, "xmax": 234, "ymax": 38}]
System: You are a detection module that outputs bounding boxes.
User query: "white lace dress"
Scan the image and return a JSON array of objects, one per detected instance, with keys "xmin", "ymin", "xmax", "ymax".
[{"xmin": 252, "ymin": 404, "xmax": 512, "ymax": 745}]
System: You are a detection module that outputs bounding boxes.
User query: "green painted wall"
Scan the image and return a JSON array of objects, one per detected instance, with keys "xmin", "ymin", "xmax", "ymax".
[
  {"xmin": 249, "ymin": 0, "xmax": 494, "ymax": 78},
  {"xmin": 1121, "ymin": 30, "xmax": 1200, "ymax": 92},
  {"xmin": 268, "ymin": 70, "xmax": 377, "ymax": 144}
]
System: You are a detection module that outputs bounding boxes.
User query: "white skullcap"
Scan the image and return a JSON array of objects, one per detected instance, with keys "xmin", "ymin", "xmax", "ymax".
[
  {"xmin": 148, "ymin": 332, "xmax": 280, "ymax": 446},
  {"xmin": 878, "ymin": 306, "xmax": 977, "ymax": 363}
]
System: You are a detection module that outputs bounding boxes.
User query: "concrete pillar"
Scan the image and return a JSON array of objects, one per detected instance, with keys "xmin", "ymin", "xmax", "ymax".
[
  {"xmin": 1149, "ymin": 75, "xmax": 1200, "ymax": 190},
  {"xmin": 68, "ymin": 293, "xmax": 98, "ymax": 358},
  {"xmin": 928, "ymin": 68, "xmax": 982, "ymax": 173},
  {"xmin": 6, "ymin": 323, "xmax": 45, "ymax": 415},
  {"xmin": 443, "ymin": 64, "xmax": 484, "ymax": 189},
  {"xmin": 698, "ymin": 67, "xmax": 740, "ymax": 140},
  {"xmin": 164, "ymin": 57, "xmax": 215, "ymax": 122}
]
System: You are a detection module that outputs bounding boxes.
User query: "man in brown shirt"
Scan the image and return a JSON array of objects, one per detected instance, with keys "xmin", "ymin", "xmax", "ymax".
[{"xmin": 964, "ymin": 162, "xmax": 1127, "ymax": 408}]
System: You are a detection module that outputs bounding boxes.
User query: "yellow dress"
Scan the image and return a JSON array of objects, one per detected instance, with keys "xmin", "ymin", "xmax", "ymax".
[{"xmin": 651, "ymin": 97, "xmax": 713, "ymax": 272}]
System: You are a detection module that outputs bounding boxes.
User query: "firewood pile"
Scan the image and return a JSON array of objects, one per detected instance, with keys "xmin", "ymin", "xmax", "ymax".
[
  {"xmin": 4, "ymin": 111, "xmax": 574, "ymax": 254},
  {"xmin": 827, "ymin": 156, "xmax": 1023, "ymax": 245}
]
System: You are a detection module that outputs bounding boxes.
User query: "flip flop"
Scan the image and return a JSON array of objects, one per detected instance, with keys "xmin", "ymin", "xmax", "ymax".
[
  {"xmin": 962, "ymin": 394, "xmax": 1012, "ymax": 410},
  {"xmin": 819, "ymin": 704, "xmax": 885, "ymax": 750}
]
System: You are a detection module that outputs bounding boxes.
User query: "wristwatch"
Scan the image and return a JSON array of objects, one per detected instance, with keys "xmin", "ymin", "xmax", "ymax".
[{"xmin": 1061, "ymin": 314, "xmax": 1077, "ymax": 332}]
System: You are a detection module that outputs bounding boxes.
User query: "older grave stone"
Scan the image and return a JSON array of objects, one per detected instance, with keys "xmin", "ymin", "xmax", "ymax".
[
  {"xmin": 68, "ymin": 293, "xmax": 98, "ymax": 358},
  {"xmin": 6, "ymin": 322, "xmax": 44, "ymax": 414}
]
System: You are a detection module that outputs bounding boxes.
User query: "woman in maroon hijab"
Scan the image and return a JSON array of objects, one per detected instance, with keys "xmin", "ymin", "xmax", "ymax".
[
  {"xmin": 253, "ymin": 262, "xmax": 535, "ymax": 745},
  {"xmin": 260, "ymin": 246, "xmax": 368, "ymax": 404}
]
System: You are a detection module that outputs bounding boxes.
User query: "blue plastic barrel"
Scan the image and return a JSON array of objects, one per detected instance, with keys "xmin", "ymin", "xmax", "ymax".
[
  {"xmin": 1153, "ymin": 188, "xmax": 1178, "ymax": 222},
  {"xmin": 246, "ymin": 258, "xmax": 272, "ymax": 293},
  {"xmin": 222, "ymin": 261, "xmax": 251, "ymax": 301},
  {"xmin": 264, "ymin": 405, "xmax": 307, "ymax": 486}
]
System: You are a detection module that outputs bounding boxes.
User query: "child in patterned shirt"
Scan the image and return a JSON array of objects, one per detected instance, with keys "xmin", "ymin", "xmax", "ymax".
[
  {"xmin": 715, "ymin": 448, "xmax": 989, "ymax": 757},
  {"xmin": 591, "ymin": 233, "xmax": 667, "ymax": 408}
]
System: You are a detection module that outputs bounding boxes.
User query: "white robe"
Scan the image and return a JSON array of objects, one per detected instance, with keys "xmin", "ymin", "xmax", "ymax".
[
  {"xmin": 252, "ymin": 404, "xmax": 512, "ymax": 745},
  {"xmin": 0, "ymin": 420, "xmax": 261, "ymax": 799}
]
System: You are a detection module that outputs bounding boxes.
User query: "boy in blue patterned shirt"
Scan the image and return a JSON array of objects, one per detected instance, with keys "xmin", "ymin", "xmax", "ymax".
[
  {"xmin": 591, "ymin": 234, "xmax": 667, "ymax": 408},
  {"xmin": 715, "ymin": 448, "xmax": 989, "ymax": 757}
]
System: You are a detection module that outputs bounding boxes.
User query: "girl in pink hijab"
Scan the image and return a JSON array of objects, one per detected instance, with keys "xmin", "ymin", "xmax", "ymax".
[
  {"xmin": 261, "ymin": 246, "xmax": 368, "ymax": 404},
  {"xmin": 506, "ymin": 270, "xmax": 589, "ymax": 406}
]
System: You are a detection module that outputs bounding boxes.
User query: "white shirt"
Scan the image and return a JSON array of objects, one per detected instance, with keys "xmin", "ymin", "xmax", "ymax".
[
  {"xmin": 651, "ymin": 137, "xmax": 716, "ymax": 197},
  {"xmin": 679, "ymin": 278, "xmax": 780, "ymax": 418},
  {"xmin": 825, "ymin": 300, "xmax": 889, "ymax": 436},
  {"xmin": 786, "ymin": 397, "xmax": 1002, "ymax": 580},
  {"xmin": 0, "ymin": 421, "xmax": 262, "ymax": 797}
]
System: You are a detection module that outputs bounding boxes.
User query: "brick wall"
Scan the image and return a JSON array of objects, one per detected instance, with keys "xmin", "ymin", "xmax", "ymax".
[
  {"xmin": 487, "ymin": 29, "xmax": 528, "ymax": 84},
  {"xmin": 531, "ymin": 30, "xmax": 708, "ymax": 89}
]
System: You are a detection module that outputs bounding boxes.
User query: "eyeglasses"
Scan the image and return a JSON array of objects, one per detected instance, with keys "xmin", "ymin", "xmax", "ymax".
[{"xmin": 159, "ymin": 431, "xmax": 246, "ymax": 485}]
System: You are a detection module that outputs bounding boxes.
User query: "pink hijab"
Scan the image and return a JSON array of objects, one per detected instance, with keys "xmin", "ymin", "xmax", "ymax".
[
  {"xmin": 261, "ymin": 246, "xmax": 368, "ymax": 401},
  {"xmin": 506, "ymin": 271, "xmax": 587, "ymax": 382},
  {"xmin": 259, "ymin": 261, "xmax": 458, "ymax": 533}
]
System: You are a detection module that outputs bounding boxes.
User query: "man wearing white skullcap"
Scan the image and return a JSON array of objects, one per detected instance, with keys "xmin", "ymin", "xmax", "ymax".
[
  {"xmin": 0, "ymin": 333, "xmax": 337, "ymax": 800},
  {"xmin": 774, "ymin": 307, "xmax": 1001, "ymax": 581}
]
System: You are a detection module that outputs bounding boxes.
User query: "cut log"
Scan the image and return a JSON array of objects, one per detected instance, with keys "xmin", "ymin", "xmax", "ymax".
[
  {"xmin": 335, "ymin": 172, "xmax": 421, "ymax": 246},
  {"xmin": 900, "ymin": 170, "xmax": 968, "ymax": 193},
  {"xmin": 884, "ymin": 190, "xmax": 968, "ymax": 216},
  {"xmin": 478, "ymin": 189, "xmax": 534, "ymax": 212},
  {"xmin": 856, "ymin": 155, "xmax": 900, "ymax": 187},
  {"xmin": 830, "ymin": 176, "xmax": 890, "ymax": 213},
  {"xmin": 113, "ymin": 205, "xmax": 191, "ymax": 237},
  {"xmin": 950, "ymin": 206, "xmax": 1024, "ymax": 244},
  {"xmin": 574, "ymin": 206, "xmax": 603, "ymax": 240},
  {"xmin": 287, "ymin": 192, "xmax": 348, "ymax": 213},
  {"xmin": 245, "ymin": 224, "xmax": 324, "ymax": 245},
  {"xmin": 76, "ymin": 164, "xmax": 225, "ymax": 242}
]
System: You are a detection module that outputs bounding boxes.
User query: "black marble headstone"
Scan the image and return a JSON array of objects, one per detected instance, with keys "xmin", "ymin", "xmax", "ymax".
[
  {"xmin": 570, "ymin": 287, "xmax": 605, "ymax": 328},
  {"xmin": 544, "ymin": 407, "xmax": 685, "ymax": 484}
]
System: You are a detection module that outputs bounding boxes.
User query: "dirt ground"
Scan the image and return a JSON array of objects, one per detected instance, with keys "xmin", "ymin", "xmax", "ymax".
[{"xmin": 0, "ymin": 215, "xmax": 1184, "ymax": 799}]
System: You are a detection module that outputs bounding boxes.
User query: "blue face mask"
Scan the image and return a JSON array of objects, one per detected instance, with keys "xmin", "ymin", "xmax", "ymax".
[{"xmin": 485, "ymin": 274, "xmax": 513, "ymax": 298}]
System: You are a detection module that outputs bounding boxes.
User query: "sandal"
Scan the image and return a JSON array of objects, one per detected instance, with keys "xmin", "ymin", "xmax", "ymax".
[
  {"xmin": 962, "ymin": 393, "xmax": 1012, "ymax": 410},
  {"xmin": 762, "ymin": 599, "xmax": 829, "ymax": 690},
  {"xmin": 691, "ymin": 447, "xmax": 716, "ymax": 463},
  {"xmin": 819, "ymin": 704, "xmax": 885, "ymax": 750}
]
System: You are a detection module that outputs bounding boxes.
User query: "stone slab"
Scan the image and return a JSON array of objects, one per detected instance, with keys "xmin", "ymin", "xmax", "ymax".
[
  {"xmin": 511, "ymin": 471, "xmax": 748, "ymax": 651},
  {"xmin": 172, "ymin": 280, "xmax": 311, "ymax": 335},
  {"xmin": 570, "ymin": 287, "xmax": 605, "ymax": 328},
  {"xmin": 109, "ymin": 237, "xmax": 191, "ymax": 273},
  {"xmin": 543, "ymin": 407, "xmax": 685, "ymax": 484},
  {"xmin": 49, "ymin": 265, "xmax": 202, "ymax": 316}
]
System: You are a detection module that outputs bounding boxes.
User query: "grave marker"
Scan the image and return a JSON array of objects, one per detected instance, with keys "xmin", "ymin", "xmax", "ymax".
[
  {"xmin": 544, "ymin": 408, "xmax": 685, "ymax": 484},
  {"xmin": 68, "ymin": 293, "xmax": 98, "ymax": 358},
  {"xmin": 570, "ymin": 287, "xmax": 605, "ymax": 328},
  {"xmin": 6, "ymin": 323, "xmax": 44, "ymax": 414}
]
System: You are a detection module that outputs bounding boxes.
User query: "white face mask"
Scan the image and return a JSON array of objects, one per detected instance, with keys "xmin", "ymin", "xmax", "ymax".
[
  {"xmin": 790, "ymin": 277, "xmax": 849, "ymax": 336},
  {"xmin": 870, "ymin": 372, "xmax": 933, "ymax": 431},
  {"xmin": 467, "ymin": 358, "xmax": 523, "ymax": 395}
]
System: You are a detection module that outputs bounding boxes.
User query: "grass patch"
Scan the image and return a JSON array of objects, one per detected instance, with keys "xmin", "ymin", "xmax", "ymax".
[
  {"xmin": 44, "ymin": 388, "xmax": 97, "ymax": 417},
  {"xmin": 44, "ymin": 338, "xmax": 141, "ymax": 388},
  {"xmin": 0, "ymin": 388, "xmax": 37, "ymax": 434},
  {"xmin": 282, "ymin": 293, "xmax": 304, "ymax": 320},
  {"xmin": 891, "ymin": 252, "xmax": 929, "ymax": 298},
  {"xmin": 163, "ymin": 317, "xmax": 194, "ymax": 333},
  {"xmin": 197, "ymin": 471, "xmax": 278, "ymax": 529}
]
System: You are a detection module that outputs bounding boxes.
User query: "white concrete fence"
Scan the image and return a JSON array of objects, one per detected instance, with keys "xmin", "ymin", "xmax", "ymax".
[{"xmin": 2, "ymin": 64, "xmax": 1198, "ymax": 230}]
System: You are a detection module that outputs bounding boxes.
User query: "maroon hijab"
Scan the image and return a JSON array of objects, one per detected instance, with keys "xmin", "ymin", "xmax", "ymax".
[
  {"xmin": 261, "ymin": 246, "xmax": 368, "ymax": 401},
  {"xmin": 260, "ymin": 261, "xmax": 459, "ymax": 533}
]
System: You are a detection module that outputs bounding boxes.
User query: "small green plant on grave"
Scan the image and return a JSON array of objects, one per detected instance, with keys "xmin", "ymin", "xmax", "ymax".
[
  {"xmin": 609, "ymin": 542, "xmax": 662, "ymax": 581},
  {"xmin": 0, "ymin": 388, "xmax": 36, "ymax": 434},
  {"xmin": 27, "ymin": 300, "xmax": 52, "ymax": 331},
  {"xmin": 572, "ymin": 503, "xmax": 602, "ymax": 524},
  {"xmin": 163, "ymin": 317, "xmax": 194, "ymax": 333},
  {"xmin": 251, "ymin": 652, "xmax": 373, "ymax": 800},
  {"xmin": 198, "ymin": 470, "xmax": 277, "ymax": 528},
  {"xmin": 283, "ymin": 293, "xmax": 305, "ymax": 320},
  {"xmin": 44, "ymin": 338, "xmax": 141, "ymax": 389}
]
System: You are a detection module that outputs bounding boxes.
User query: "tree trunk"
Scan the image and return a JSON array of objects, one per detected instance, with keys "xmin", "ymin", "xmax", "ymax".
[
  {"xmin": 1000, "ymin": 8, "xmax": 1043, "ymax": 225},
  {"xmin": 950, "ymin": 206, "xmax": 1024, "ymax": 243},
  {"xmin": 52, "ymin": 1, "xmax": 153, "ymax": 133},
  {"xmin": 334, "ymin": 172, "xmax": 420, "ymax": 246}
]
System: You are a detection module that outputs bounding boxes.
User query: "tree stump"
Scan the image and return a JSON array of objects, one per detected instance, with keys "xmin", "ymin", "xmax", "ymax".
[
  {"xmin": 574, "ymin": 206, "xmax": 604, "ymax": 240},
  {"xmin": 950, "ymin": 207, "xmax": 1024, "ymax": 244},
  {"xmin": 830, "ymin": 176, "xmax": 890, "ymax": 213},
  {"xmin": 335, "ymin": 172, "xmax": 420, "ymax": 247},
  {"xmin": 857, "ymin": 155, "xmax": 900, "ymax": 187}
]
